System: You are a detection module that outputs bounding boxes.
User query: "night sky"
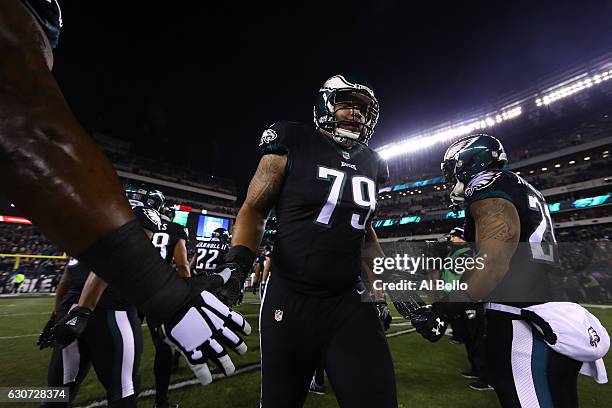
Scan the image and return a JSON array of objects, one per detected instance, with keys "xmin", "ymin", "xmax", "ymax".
[{"xmin": 52, "ymin": 0, "xmax": 612, "ymax": 195}]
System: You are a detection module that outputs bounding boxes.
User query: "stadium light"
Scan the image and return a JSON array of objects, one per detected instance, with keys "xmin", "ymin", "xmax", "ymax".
[
  {"xmin": 377, "ymin": 105, "xmax": 523, "ymax": 160},
  {"xmin": 569, "ymin": 160, "xmax": 576, "ymax": 164},
  {"xmin": 535, "ymin": 68, "xmax": 612, "ymax": 107}
]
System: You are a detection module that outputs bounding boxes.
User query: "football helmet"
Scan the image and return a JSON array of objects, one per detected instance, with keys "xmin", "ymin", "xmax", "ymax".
[
  {"xmin": 160, "ymin": 205, "xmax": 175, "ymax": 222},
  {"xmin": 211, "ymin": 227, "xmax": 230, "ymax": 244},
  {"xmin": 313, "ymin": 74, "xmax": 379, "ymax": 146},
  {"xmin": 125, "ymin": 182, "xmax": 166, "ymax": 211},
  {"xmin": 441, "ymin": 134, "xmax": 507, "ymax": 206}
]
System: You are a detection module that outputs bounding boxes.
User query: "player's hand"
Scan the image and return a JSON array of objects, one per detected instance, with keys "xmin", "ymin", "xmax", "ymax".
[
  {"xmin": 211, "ymin": 246, "xmax": 255, "ymax": 307},
  {"xmin": 375, "ymin": 301, "xmax": 392, "ymax": 331},
  {"xmin": 410, "ymin": 305, "xmax": 449, "ymax": 343},
  {"xmin": 37, "ymin": 312, "xmax": 56, "ymax": 350},
  {"xmin": 51, "ymin": 306, "xmax": 92, "ymax": 346},
  {"xmin": 212, "ymin": 261, "xmax": 248, "ymax": 307},
  {"xmin": 158, "ymin": 284, "xmax": 251, "ymax": 385}
]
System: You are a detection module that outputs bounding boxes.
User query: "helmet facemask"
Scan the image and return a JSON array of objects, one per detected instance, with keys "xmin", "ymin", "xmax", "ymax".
[
  {"xmin": 314, "ymin": 75, "xmax": 379, "ymax": 147},
  {"xmin": 441, "ymin": 158, "xmax": 465, "ymax": 207}
]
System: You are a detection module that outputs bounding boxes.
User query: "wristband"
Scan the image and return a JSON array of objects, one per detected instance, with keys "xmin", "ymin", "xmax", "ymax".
[{"xmin": 224, "ymin": 245, "xmax": 256, "ymax": 270}]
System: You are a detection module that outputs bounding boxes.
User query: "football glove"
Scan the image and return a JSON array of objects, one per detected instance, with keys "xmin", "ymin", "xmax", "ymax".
[
  {"xmin": 410, "ymin": 305, "xmax": 449, "ymax": 343},
  {"xmin": 375, "ymin": 301, "xmax": 392, "ymax": 331},
  {"xmin": 37, "ymin": 312, "xmax": 56, "ymax": 350},
  {"xmin": 158, "ymin": 287, "xmax": 251, "ymax": 385},
  {"xmin": 408, "ymin": 291, "xmax": 473, "ymax": 343},
  {"xmin": 52, "ymin": 306, "xmax": 92, "ymax": 346},
  {"xmin": 213, "ymin": 246, "xmax": 255, "ymax": 307}
]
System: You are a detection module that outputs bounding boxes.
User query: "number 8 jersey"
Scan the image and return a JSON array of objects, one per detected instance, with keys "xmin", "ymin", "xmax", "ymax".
[
  {"xmin": 259, "ymin": 121, "xmax": 388, "ymax": 296},
  {"xmin": 463, "ymin": 169, "xmax": 560, "ymax": 304}
]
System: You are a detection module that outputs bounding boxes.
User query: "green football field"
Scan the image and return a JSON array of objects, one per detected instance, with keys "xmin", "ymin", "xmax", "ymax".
[{"xmin": 0, "ymin": 294, "xmax": 611, "ymax": 408}]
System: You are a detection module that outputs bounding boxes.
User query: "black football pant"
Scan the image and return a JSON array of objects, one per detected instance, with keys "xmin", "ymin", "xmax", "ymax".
[
  {"xmin": 260, "ymin": 275, "xmax": 397, "ymax": 408},
  {"xmin": 43, "ymin": 306, "xmax": 143, "ymax": 408},
  {"xmin": 148, "ymin": 320, "xmax": 173, "ymax": 405},
  {"xmin": 486, "ymin": 310, "xmax": 581, "ymax": 408},
  {"xmin": 463, "ymin": 304, "xmax": 488, "ymax": 382}
]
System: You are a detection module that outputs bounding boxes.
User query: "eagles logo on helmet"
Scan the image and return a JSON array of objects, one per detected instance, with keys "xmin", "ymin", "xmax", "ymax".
[{"xmin": 441, "ymin": 133, "xmax": 507, "ymax": 206}]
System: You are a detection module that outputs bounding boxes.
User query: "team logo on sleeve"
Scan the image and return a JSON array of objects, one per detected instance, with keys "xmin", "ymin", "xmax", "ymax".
[
  {"xmin": 465, "ymin": 171, "xmax": 501, "ymax": 197},
  {"xmin": 259, "ymin": 128, "xmax": 278, "ymax": 146},
  {"xmin": 143, "ymin": 208, "xmax": 162, "ymax": 228}
]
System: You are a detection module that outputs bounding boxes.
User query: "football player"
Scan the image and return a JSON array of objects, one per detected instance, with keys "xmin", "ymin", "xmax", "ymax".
[
  {"xmin": 0, "ymin": 0, "xmax": 249, "ymax": 378},
  {"xmin": 213, "ymin": 75, "xmax": 396, "ymax": 407},
  {"xmin": 400, "ymin": 134, "xmax": 581, "ymax": 407},
  {"xmin": 191, "ymin": 227, "xmax": 231, "ymax": 277},
  {"xmin": 149, "ymin": 203, "xmax": 190, "ymax": 408},
  {"xmin": 42, "ymin": 257, "xmax": 143, "ymax": 408}
]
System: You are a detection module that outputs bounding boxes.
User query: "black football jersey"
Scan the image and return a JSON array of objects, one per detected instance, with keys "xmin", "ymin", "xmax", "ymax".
[
  {"xmin": 259, "ymin": 121, "xmax": 388, "ymax": 296},
  {"xmin": 151, "ymin": 222, "xmax": 189, "ymax": 263},
  {"xmin": 193, "ymin": 238, "xmax": 230, "ymax": 276},
  {"xmin": 463, "ymin": 169, "xmax": 558, "ymax": 304},
  {"xmin": 60, "ymin": 258, "xmax": 131, "ymax": 311}
]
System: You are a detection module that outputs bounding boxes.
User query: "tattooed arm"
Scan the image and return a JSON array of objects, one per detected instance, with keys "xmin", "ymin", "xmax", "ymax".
[
  {"xmin": 461, "ymin": 198, "xmax": 520, "ymax": 300},
  {"xmin": 231, "ymin": 154, "xmax": 288, "ymax": 252}
]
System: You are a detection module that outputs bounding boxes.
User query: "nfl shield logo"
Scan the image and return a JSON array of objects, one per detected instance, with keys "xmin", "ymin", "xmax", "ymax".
[
  {"xmin": 342, "ymin": 151, "xmax": 350, "ymax": 160},
  {"xmin": 274, "ymin": 309, "xmax": 283, "ymax": 322}
]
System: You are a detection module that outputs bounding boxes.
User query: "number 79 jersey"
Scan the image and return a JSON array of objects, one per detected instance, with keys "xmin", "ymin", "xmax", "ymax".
[{"xmin": 259, "ymin": 121, "xmax": 388, "ymax": 296}]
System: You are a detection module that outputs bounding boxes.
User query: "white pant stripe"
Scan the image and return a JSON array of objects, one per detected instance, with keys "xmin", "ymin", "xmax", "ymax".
[
  {"xmin": 62, "ymin": 340, "xmax": 80, "ymax": 384},
  {"xmin": 114, "ymin": 311, "xmax": 135, "ymax": 398},
  {"xmin": 511, "ymin": 320, "xmax": 541, "ymax": 408},
  {"xmin": 259, "ymin": 274, "xmax": 271, "ymax": 408}
]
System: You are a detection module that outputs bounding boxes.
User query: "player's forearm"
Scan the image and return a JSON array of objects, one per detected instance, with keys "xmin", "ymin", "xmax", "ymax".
[
  {"xmin": 173, "ymin": 241, "xmax": 191, "ymax": 278},
  {"xmin": 231, "ymin": 205, "xmax": 267, "ymax": 253},
  {"xmin": 176, "ymin": 264, "xmax": 190, "ymax": 278},
  {"xmin": 78, "ymin": 272, "xmax": 108, "ymax": 310}
]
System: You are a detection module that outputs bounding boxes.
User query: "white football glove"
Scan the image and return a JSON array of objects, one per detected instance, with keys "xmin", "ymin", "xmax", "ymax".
[{"xmin": 159, "ymin": 290, "xmax": 251, "ymax": 385}]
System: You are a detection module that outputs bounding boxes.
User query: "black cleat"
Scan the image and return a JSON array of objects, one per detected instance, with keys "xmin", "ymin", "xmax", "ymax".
[
  {"xmin": 461, "ymin": 370, "xmax": 479, "ymax": 379},
  {"xmin": 308, "ymin": 378, "xmax": 326, "ymax": 395},
  {"xmin": 468, "ymin": 381, "xmax": 494, "ymax": 391}
]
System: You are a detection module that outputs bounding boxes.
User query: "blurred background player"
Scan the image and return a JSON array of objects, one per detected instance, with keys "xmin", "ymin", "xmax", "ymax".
[
  {"xmin": 191, "ymin": 227, "xmax": 230, "ymax": 277},
  {"xmin": 213, "ymin": 74, "xmax": 396, "ymax": 407},
  {"xmin": 40, "ymin": 257, "xmax": 142, "ymax": 408},
  {"xmin": 150, "ymin": 203, "xmax": 190, "ymax": 408}
]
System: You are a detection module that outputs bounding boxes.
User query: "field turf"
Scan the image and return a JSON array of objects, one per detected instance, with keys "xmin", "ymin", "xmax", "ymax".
[{"xmin": 1, "ymin": 294, "xmax": 610, "ymax": 407}]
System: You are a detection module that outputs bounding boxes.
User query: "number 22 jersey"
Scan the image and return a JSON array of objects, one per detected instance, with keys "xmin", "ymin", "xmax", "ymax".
[{"xmin": 259, "ymin": 121, "xmax": 388, "ymax": 296}]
